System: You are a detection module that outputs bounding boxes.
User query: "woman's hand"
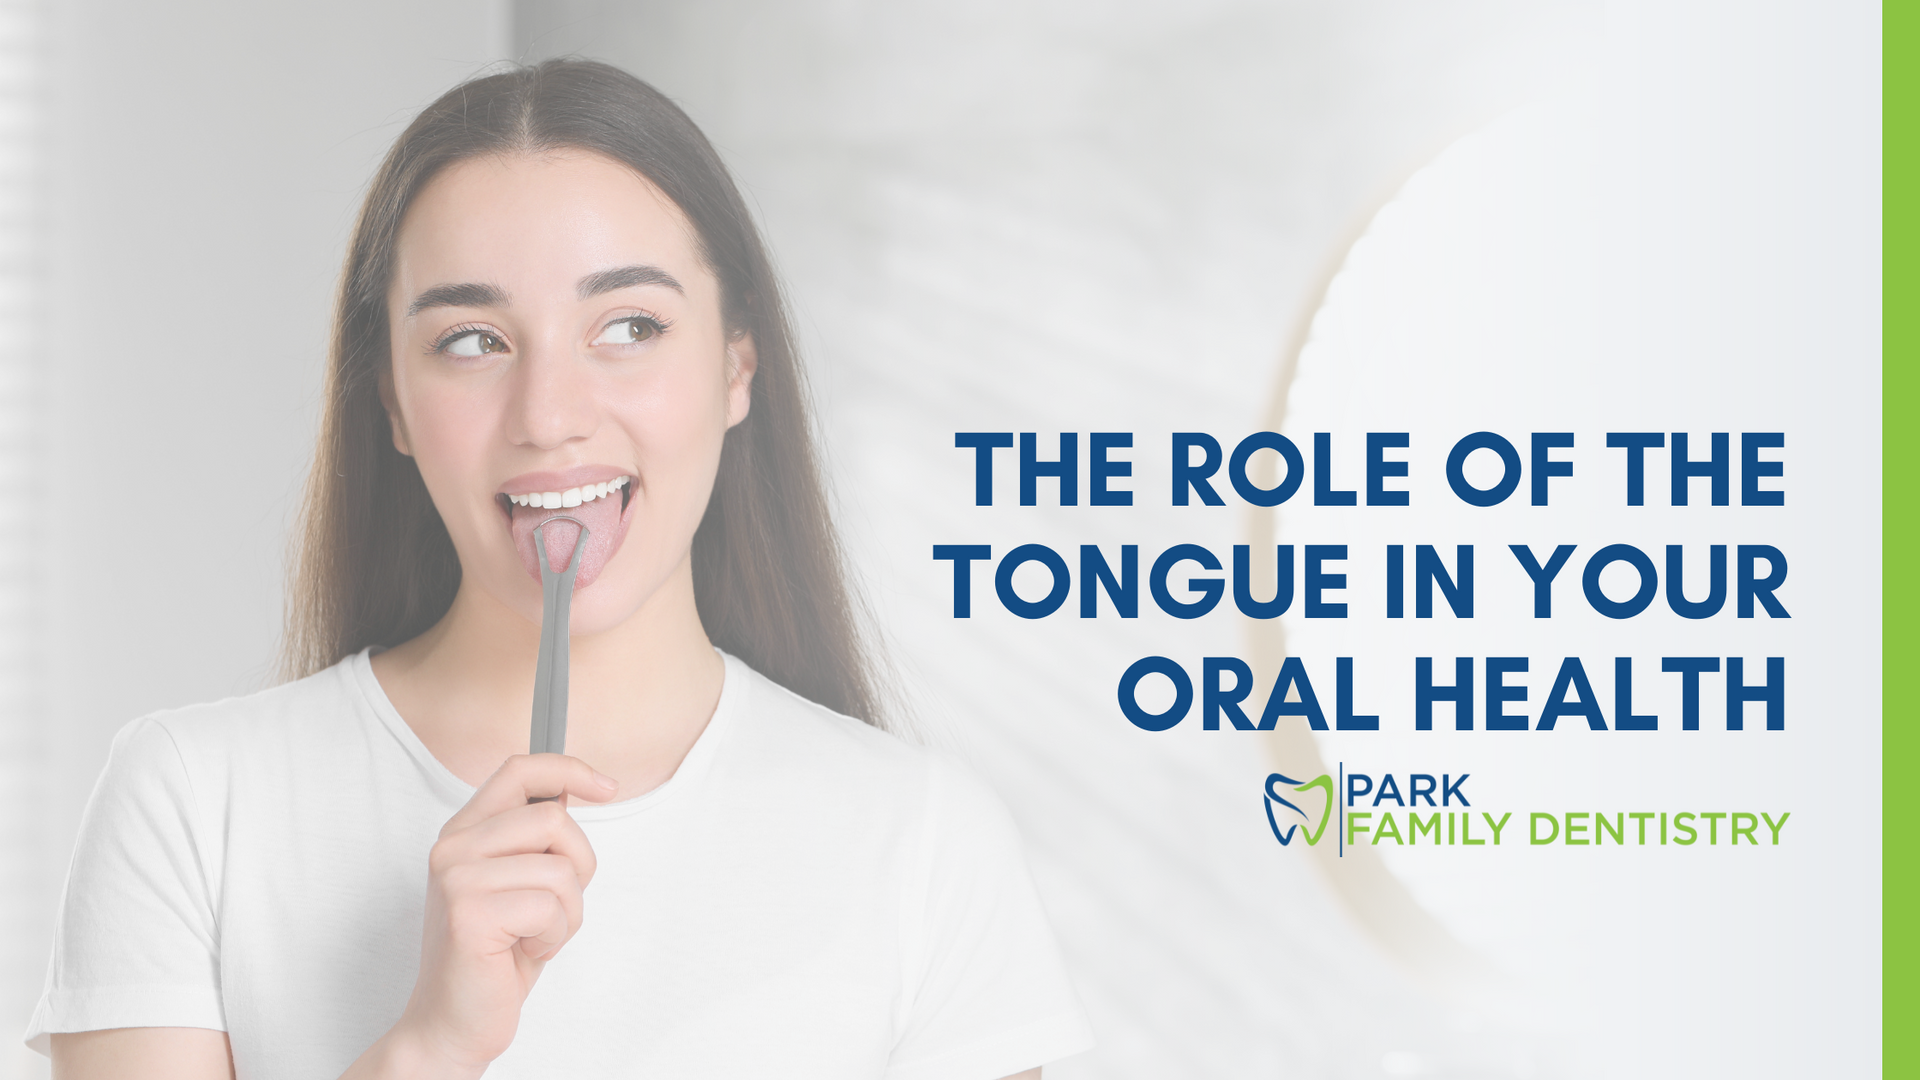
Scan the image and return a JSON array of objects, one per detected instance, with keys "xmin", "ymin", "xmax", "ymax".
[{"xmin": 344, "ymin": 754, "xmax": 618, "ymax": 1080}]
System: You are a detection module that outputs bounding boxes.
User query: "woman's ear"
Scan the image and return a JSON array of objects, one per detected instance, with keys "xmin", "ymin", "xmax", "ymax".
[
  {"xmin": 378, "ymin": 369, "xmax": 414, "ymax": 456},
  {"xmin": 724, "ymin": 332, "xmax": 758, "ymax": 428}
]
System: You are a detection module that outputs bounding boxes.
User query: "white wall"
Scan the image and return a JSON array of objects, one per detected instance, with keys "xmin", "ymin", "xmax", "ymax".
[
  {"xmin": 507, "ymin": 3, "xmax": 1878, "ymax": 1076},
  {"xmin": 509, "ymin": 3, "xmax": 1597, "ymax": 1075},
  {"xmin": 0, "ymin": 0, "xmax": 45, "ymax": 1072},
  {"xmin": 6, "ymin": 3, "xmax": 509, "ymax": 1072}
]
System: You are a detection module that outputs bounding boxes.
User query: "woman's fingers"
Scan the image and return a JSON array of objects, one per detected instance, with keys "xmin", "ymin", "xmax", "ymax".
[
  {"xmin": 497, "ymin": 891, "xmax": 573, "ymax": 961},
  {"xmin": 443, "ymin": 754, "xmax": 619, "ymax": 834},
  {"xmin": 433, "ymin": 800, "xmax": 598, "ymax": 887},
  {"xmin": 440, "ymin": 853, "xmax": 586, "ymax": 946},
  {"xmin": 388, "ymin": 760, "xmax": 615, "ymax": 1069}
]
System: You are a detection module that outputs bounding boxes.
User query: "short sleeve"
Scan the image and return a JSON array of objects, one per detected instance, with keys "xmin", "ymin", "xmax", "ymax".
[
  {"xmin": 886, "ymin": 760, "xmax": 1094, "ymax": 1080},
  {"xmin": 25, "ymin": 716, "xmax": 226, "ymax": 1054}
]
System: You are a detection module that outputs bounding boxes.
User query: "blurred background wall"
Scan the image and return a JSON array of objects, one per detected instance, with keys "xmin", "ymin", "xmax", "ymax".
[
  {"xmin": 2, "ymin": 2, "xmax": 509, "ymax": 1075},
  {"xmin": 0, "ymin": 1, "xmax": 1877, "ymax": 1078},
  {"xmin": 505, "ymin": 3, "xmax": 1595, "ymax": 1076}
]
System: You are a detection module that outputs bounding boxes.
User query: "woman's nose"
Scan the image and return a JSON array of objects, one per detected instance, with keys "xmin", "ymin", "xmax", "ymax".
[{"xmin": 508, "ymin": 340, "xmax": 599, "ymax": 450}]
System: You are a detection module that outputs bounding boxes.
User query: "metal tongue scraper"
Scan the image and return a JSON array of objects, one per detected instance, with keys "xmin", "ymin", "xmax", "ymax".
[{"xmin": 529, "ymin": 516, "xmax": 590, "ymax": 758}]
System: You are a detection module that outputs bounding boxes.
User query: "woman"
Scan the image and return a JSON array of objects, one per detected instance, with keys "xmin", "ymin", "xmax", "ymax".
[{"xmin": 32, "ymin": 60, "xmax": 1091, "ymax": 1079}]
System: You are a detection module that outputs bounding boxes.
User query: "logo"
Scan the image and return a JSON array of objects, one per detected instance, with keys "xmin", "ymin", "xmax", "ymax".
[
  {"xmin": 1264, "ymin": 772, "xmax": 1333, "ymax": 846},
  {"xmin": 1265, "ymin": 765, "xmax": 1793, "ymax": 853}
]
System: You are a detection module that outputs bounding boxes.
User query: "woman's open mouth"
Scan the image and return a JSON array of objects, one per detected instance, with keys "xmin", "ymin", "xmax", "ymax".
[{"xmin": 497, "ymin": 475, "xmax": 636, "ymax": 590}]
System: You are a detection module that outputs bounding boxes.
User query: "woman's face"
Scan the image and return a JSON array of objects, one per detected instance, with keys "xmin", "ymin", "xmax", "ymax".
[{"xmin": 385, "ymin": 149, "xmax": 753, "ymax": 634}]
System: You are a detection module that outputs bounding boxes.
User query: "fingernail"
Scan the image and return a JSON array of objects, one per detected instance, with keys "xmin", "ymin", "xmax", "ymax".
[{"xmin": 593, "ymin": 770, "xmax": 618, "ymax": 790}]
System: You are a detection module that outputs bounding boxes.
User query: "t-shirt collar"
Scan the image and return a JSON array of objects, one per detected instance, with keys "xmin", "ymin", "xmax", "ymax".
[{"xmin": 346, "ymin": 647, "xmax": 743, "ymax": 821}]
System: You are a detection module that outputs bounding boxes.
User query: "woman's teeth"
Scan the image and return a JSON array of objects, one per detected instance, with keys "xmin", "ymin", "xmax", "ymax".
[{"xmin": 508, "ymin": 476, "xmax": 629, "ymax": 509}]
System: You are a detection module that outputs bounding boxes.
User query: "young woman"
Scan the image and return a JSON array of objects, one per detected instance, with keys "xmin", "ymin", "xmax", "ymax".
[{"xmin": 32, "ymin": 60, "xmax": 1091, "ymax": 1079}]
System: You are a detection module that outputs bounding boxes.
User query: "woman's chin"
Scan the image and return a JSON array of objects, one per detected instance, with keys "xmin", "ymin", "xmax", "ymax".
[
  {"xmin": 552, "ymin": 593, "xmax": 638, "ymax": 638},
  {"xmin": 490, "ymin": 566, "xmax": 660, "ymax": 638}
]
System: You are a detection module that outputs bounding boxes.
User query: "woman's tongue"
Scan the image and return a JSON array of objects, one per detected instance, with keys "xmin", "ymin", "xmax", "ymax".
[{"xmin": 510, "ymin": 493, "xmax": 625, "ymax": 589}]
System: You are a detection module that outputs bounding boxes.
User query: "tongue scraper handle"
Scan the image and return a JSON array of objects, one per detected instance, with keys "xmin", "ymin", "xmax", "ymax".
[{"xmin": 530, "ymin": 517, "xmax": 590, "ymax": 759}]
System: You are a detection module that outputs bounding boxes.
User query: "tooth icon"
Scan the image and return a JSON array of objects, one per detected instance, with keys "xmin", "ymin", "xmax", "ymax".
[{"xmin": 1265, "ymin": 772, "xmax": 1334, "ymax": 847}]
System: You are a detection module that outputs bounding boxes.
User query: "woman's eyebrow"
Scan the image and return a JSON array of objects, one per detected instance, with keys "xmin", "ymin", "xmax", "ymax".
[
  {"xmin": 406, "ymin": 282, "xmax": 510, "ymax": 317},
  {"xmin": 578, "ymin": 264, "xmax": 685, "ymax": 298}
]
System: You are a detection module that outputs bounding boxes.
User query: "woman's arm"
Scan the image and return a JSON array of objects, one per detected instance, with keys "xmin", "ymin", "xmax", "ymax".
[{"xmin": 50, "ymin": 1028, "xmax": 234, "ymax": 1079}]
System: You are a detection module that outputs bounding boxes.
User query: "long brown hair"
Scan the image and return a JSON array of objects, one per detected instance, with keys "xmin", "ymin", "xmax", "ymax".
[{"xmin": 282, "ymin": 59, "xmax": 882, "ymax": 725}]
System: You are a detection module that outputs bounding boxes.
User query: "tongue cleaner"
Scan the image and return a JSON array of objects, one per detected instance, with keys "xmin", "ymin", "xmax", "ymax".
[{"xmin": 529, "ymin": 516, "xmax": 591, "ymax": 758}]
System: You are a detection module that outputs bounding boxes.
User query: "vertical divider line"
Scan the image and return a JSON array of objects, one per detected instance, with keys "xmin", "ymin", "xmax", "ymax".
[{"xmin": 1884, "ymin": 0, "xmax": 1911, "ymax": 1070}]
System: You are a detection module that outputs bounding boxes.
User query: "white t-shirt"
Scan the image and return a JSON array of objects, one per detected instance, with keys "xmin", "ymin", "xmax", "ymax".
[{"xmin": 28, "ymin": 650, "xmax": 1093, "ymax": 1078}]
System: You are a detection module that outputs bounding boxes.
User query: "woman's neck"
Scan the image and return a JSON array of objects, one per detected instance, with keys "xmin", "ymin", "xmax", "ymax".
[{"xmin": 369, "ymin": 558, "xmax": 726, "ymax": 801}]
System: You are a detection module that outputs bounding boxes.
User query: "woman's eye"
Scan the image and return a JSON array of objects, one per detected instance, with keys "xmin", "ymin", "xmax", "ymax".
[
  {"xmin": 593, "ymin": 316, "xmax": 662, "ymax": 346},
  {"xmin": 442, "ymin": 330, "xmax": 507, "ymax": 357}
]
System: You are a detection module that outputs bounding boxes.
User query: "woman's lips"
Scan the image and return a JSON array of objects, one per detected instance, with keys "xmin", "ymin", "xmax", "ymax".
[{"xmin": 507, "ymin": 486, "xmax": 632, "ymax": 589}]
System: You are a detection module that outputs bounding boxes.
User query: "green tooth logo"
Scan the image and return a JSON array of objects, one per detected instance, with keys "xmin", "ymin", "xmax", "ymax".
[{"xmin": 1265, "ymin": 772, "xmax": 1333, "ymax": 847}]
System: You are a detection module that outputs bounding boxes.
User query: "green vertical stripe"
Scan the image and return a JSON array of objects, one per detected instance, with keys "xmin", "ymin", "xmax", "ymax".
[{"xmin": 1888, "ymin": 1, "xmax": 1909, "ymax": 1073}]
